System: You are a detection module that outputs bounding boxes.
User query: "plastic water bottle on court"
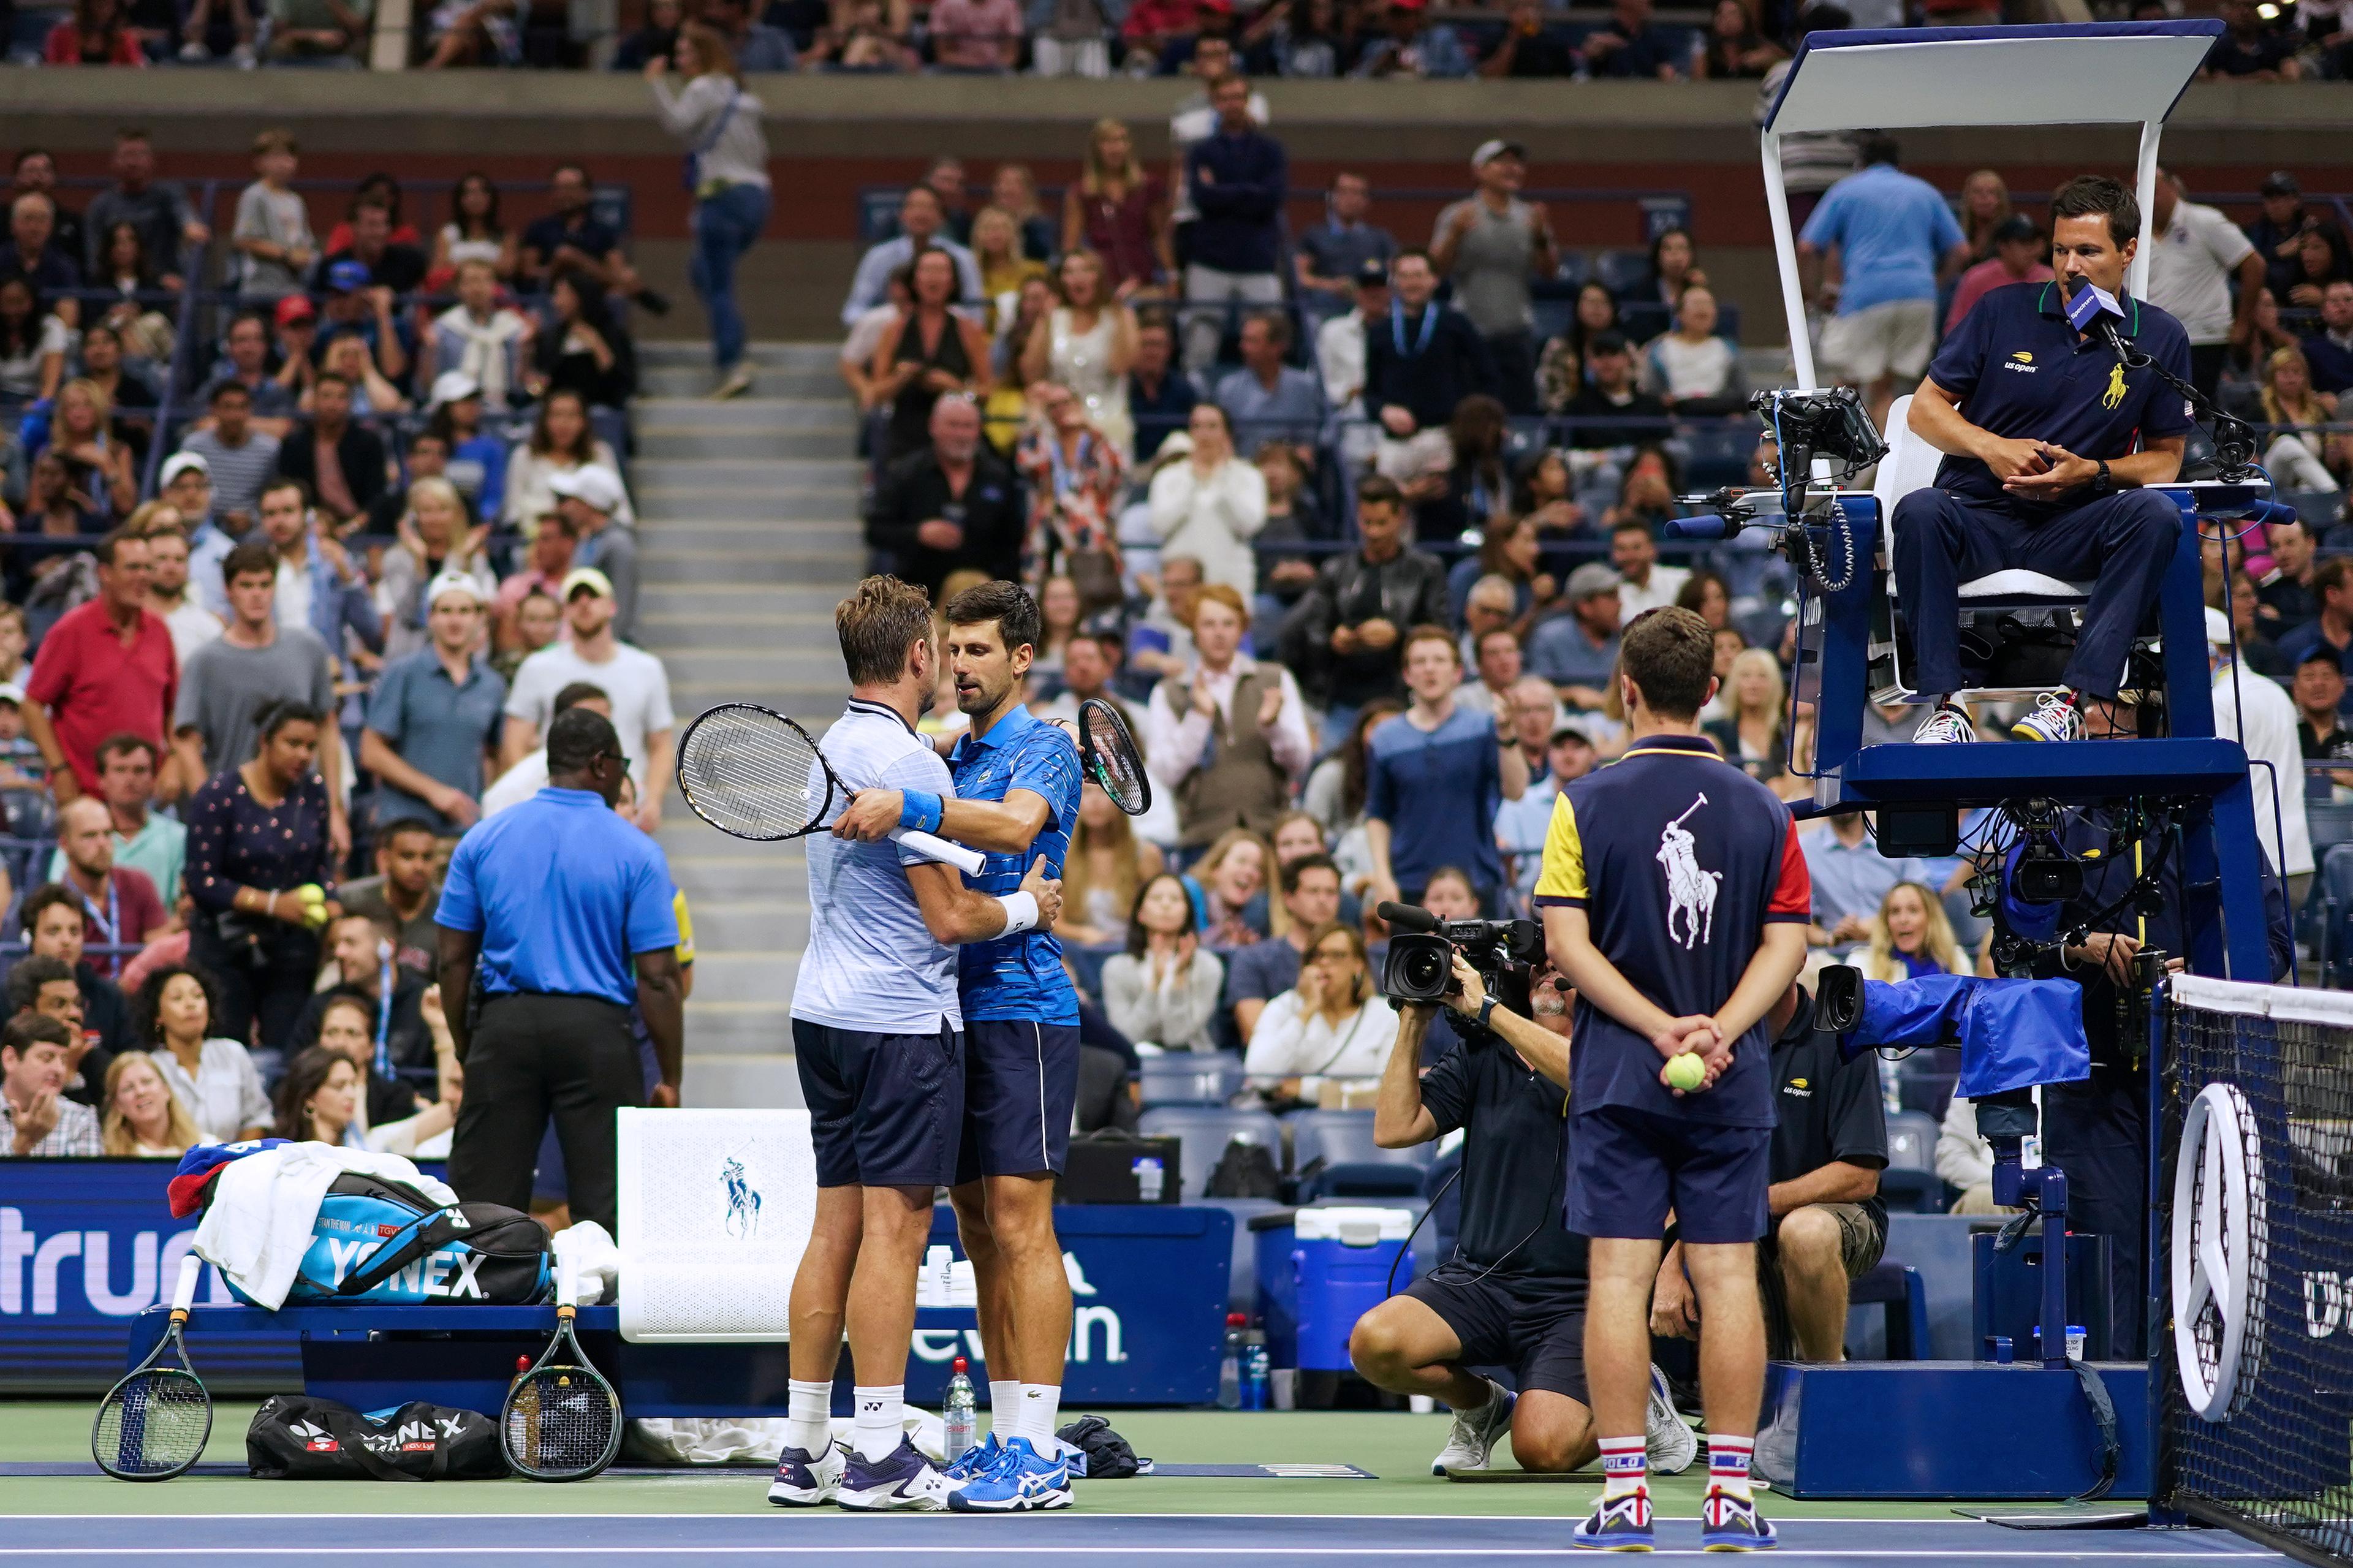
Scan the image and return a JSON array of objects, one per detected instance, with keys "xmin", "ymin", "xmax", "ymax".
[
  {"xmin": 1243, "ymin": 1322, "xmax": 1270, "ymax": 1411},
  {"xmin": 1218, "ymin": 1312, "xmax": 1246, "ymax": 1410},
  {"xmin": 944, "ymin": 1357, "xmax": 978, "ymax": 1461}
]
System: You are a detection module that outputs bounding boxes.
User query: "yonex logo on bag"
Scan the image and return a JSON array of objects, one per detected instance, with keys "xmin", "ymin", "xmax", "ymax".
[{"xmin": 289, "ymin": 1419, "xmax": 338, "ymax": 1453}]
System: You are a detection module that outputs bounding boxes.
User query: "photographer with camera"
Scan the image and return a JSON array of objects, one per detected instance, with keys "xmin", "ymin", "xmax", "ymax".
[
  {"xmin": 1534, "ymin": 606, "xmax": 1809, "ymax": 1551},
  {"xmin": 1350, "ymin": 952, "xmax": 1697, "ymax": 1480}
]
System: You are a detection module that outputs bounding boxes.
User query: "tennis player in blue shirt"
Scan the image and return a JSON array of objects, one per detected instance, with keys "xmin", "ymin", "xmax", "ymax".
[{"xmin": 835, "ymin": 579, "xmax": 1085, "ymax": 1512}]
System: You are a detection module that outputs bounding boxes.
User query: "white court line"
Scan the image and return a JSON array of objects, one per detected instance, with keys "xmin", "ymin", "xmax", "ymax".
[
  {"xmin": 0, "ymin": 1512, "xmax": 2091, "ymax": 1524},
  {"xmin": 0, "ymin": 1550, "xmax": 2281, "ymax": 1561}
]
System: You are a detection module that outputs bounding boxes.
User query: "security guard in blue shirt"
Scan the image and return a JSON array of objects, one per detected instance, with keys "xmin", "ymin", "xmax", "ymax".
[
  {"xmin": 832, "ymin": 578, "xmax": 1085, "ymax": 1509},
  {"xmin": 1895, "ymin": 174, "xmax": 2199, "ymax": 748}
]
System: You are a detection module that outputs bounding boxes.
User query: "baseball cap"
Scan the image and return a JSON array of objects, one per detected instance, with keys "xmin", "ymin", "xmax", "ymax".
[
  {"xmin": 428, "ymin": 369, "xmax": 482, "ymax": 411},
  {"xmin": 1472, "ymin": 138, "xmax": 1527, "ymax": 169},
  {"xmin": 1991, "ymin": 214, "xmax": 2040, "ymax": 246},
  {"xmin": 274, "ymin": 294, "xmax": 316, "ymax": 327},
  {"xmin": 548, "ymin": 464, "xmax": 626, "ymax": 516},
  {"xmin": 2260, "ymin": 170, "xmax": 2302, "ymax": 198},
  {"xmin": 561, "ymin": 566, "xmax": 616, "ymax": 602},
  {"xmin": 425, "ymin": 572, "xmax": 487, "ymax": 609},
  {"xmin": 1354, "ymin": 257, "xmax": 1391, "ymax": 289},
  {"xmin": 1550, "ymin": 719, "xmax": 1593, "ymax": 746},
  {"xmin": 2204, "ymin": 605, "xmax": 2234, "ymax": 648},
  {"xmin": 1566, "ymin": 562, "xmax": 1621, "ymax": 601},
  {"xmin": 325, "ymin": 259, "xmax": 371, "ymax": 294},
  {"xmin": 160, "ymin": 452, "xmax": 210, "ymax": 487},
  {"xmin": 1589, "ymin": 330, "xmax": 1631, "ymax": 357},
  {"xmin": 0, "ymin": 684, "xmax": 23, "ymax": 709}
]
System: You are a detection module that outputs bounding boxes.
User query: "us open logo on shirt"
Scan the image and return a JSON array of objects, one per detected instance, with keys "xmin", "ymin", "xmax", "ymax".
[{"xmin": 2004, "ymin": 351, "xmax": 2037, "ymax": 374}]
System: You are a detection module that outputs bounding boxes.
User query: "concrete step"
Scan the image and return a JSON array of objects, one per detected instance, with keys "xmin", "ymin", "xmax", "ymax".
[
  {"xmin": 635, "ymin": 607, "xmax": 845, "ymax": 646},
  {"xmin": 685, "ymin": 898, "xmax": 810, "ymax": 952},
  {"xmin": 632, "ymin": 458, "xmax": 868, "ymax": 490},
  {"xmin": 683, "ymin": 1000, "xmax": 795, "ymax": 1054},
  {"xmin": 688, "ymin": 951, "xmax": 803, "ymax": 1006},
  {"xmin": 664, "ymin": 850, "xmax": 811, "ymax": 898},
  {"xmin": 643, "ymin": 552, "xmax": 863, "ymax": 585},
  {"xmin": 683, "ymin": 1054, "xmax": 804, "ymax": 1110},
  {"xmin": 640, "ymin": 341, "xmax": 837, "ymax": 370},
  {"xmin": 643, "ymin": 519, "xmax": 855, "ymax": 551},
  {"xmin": 636, "ymin": 428, "xmax": 854, "ymax": 462},
  {"xmin": 635, "ymin": 397, "xmax": 856, "ymax": 434},
  {"xmin": 637, "ymin": 483, "xmax": 862, "ymax": 514},
  {"xmin": 656, "ymin": 648, "xmax": 836, "ymax": 684},
  {"xmin": 642, "ymin": 365, "xmax": 841, "ymax": 400},
  {"xmin": 639, "ymin": 583, "xmax": 863, "ymax": 616}
]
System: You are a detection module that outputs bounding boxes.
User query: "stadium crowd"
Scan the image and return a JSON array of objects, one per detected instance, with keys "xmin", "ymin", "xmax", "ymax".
[{"xmin": 6, "ymin": 0, "xmax": 2350, "ymax": 75}]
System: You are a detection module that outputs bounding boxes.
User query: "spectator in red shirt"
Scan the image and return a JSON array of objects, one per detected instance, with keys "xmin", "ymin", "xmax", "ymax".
[
  {"xmin": 1944, "ymin": 214, "xmax": 2053, "ymax": 337},
  {"xmin": 44, "ymin": 0, "xmax": 147, "ymax": 64},
  {"xmin": 24, "ymin": 529, "xmax": 178, "ymax": 806},
  {"xmin": 930, "ymin": 0, "xmax": 1023, "ymax": 68}
]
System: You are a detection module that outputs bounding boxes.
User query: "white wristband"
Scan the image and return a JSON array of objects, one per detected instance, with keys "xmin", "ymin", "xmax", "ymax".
[{"xmin": 996, "ymin": 891, "xmax": 1039, "ymax": 936}]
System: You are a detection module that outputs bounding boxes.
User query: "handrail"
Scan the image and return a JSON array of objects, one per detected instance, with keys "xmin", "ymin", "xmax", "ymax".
[{"xmin": 138, "ymin": 177, "xmax": 222, "ymax": 501}]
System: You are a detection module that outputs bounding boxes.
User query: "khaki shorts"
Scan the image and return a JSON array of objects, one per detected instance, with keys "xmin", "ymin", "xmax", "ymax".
[
  {"xmin": 1821, "ymin": 298, "xmax": 1936, "ymax": 385},
  {"xmin": 1756, "ymin": 1201, "xmax": 1886, "ymax": 1359}
]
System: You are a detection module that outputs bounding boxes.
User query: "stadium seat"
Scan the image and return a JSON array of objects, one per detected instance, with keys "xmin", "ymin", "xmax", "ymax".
[
  {"xmin": 1137, "ymin": 1052, "xmax": 1246, "ymax": 1110},
  {"xmin": 1288, "ymin": 1108, "xmax": 1431, "ymax": 1200},
  {"xmin": 1681, "ymin": 420, "xmax": 1756, "ymax": 490},
  {"xmin": 1138, "ymin": 1107, "xmax": 1286, "ymax": 1202},
  {"xmin": 1593, "ymin": 248, "xmax": 1651, "ymax": 299},
  {"xmin": 1879, "ymin": 1109, "xmax": 1947, "ymax": 1214},
  {"xmin": 1848, "ymin": 1260, "xmax": 1931, "ymax": 1358}
]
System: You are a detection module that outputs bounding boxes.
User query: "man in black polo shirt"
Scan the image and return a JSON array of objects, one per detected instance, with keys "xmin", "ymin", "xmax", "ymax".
[
  {"xmin": 1351, "ymin": 953, "xmax": 1696, "ymax": 1480},
  {"xmin": 1653, "ymin": 982, "xmax": 1885, "ymax": 1363},
  {"xmin": 2294, "ymin": 649, "xmax": 2353, "ymax": 799},
  {"xmin": 863, "ymin": 396, "xmax": 1024, "ymax": 596},
  {"xmin": 520, "ymin": 164, "xmax": 644, "ymax": 301},
  {"xmin": 1895, "ymin": 175, "xmax": 2197, "ymax": 749}
]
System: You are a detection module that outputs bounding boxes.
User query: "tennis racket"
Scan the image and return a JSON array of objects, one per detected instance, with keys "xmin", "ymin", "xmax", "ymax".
[
  {"xmin": 92, "ymin": 1254, "xmax": 211, "ymax": 1481},
  {"xmin": 675, "ymin": 702, "xmax": 985, "ymax": 875},
  {"xmin": 502, "ymin": 1252, "xmax": 622, "ymax": 1482},
  {"xmin": 1077, "ymin": 697, "xmax": 1151, "ymax": 817}
]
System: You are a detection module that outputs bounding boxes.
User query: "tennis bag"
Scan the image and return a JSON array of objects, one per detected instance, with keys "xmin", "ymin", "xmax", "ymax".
[
  {"xmin": 241, "ymin": 1172, "xmax": 553, "ymax": 1306},
  {"xmin": 248, "ymin": 1395, "xmax": 508, "ymax": 1481}
]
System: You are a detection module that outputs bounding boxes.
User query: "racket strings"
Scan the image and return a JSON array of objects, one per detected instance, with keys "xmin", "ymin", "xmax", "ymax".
[
  {"xmin": 94, "ymin": 1369, "xmax": 210, "ymax": 1477},
  {"xmin": 506, "ymin": 1365, "xmax": 619, "ymax": 1479},
  {"xmin": 678, "ymin": 708, "xmax": 826, "ymax": 839},
  {"xmin": 1080, "ymin": 703, "xmax": 1150, "ymax": 814}
]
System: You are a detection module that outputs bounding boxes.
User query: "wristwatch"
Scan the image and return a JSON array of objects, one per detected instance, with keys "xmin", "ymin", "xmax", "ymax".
[
  {"xmin": 2090, "ymin": 459, "xmax": 2114, "ymax": 497},
  {"xmin": 1470, "ymin": 995, "xmax": 1498, "ymax": 1032}
]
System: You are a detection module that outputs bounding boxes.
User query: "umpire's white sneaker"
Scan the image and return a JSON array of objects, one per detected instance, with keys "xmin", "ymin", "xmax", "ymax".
[
  {"xmin": 1432, "ymin": 1379, "xmax": 1515, "ymax": 1475},
  {"xmin": 1645, "ymin": 1365, "xmax": 1699, "ymax": 1476},
  {"xmin": 767, "ymin": 1441, "xmax": 845, "ymax": 1506}
]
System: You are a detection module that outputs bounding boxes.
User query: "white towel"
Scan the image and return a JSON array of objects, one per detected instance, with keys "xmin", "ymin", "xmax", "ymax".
[{"xmin": 192, "ymin": 1142, "xmax": 458, "ymax": 1311}]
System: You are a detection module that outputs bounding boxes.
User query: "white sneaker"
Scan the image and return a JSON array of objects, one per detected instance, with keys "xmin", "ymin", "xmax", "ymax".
[
  {"xmin": 1431, "ymin": 1379, "xmax": 1515, "ymax": 1475},
  {"xmin": 1911, "ymin": 701, "xmax": 1975, "ymax": 745},
  {"xmin": 1644, "ymin": 1364, "xmax": 1699, "ymax": 1476},
  {"xmin": 176, "ymin": 38, "xmax": 208, "ymax": 58},
  {"xmin": 230, "ymin": 39, "xmax": 256, "ymax": 64},
  {"xmin": 711, "ymin": 365, "xmax": 756, "ymax": 400},
  {"xmin": 765, "ymin": 1440, "xmax": 845, "ymax": 1506},
  {"xmin": 2010, "ymin": 689, "xmax": 2084, "ymax": 743}
]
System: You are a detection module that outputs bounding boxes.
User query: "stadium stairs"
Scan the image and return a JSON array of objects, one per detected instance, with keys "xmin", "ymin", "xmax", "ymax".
[{"xmin": 636, "ymin": 341, "xmax": 858, "ymax": 1111}]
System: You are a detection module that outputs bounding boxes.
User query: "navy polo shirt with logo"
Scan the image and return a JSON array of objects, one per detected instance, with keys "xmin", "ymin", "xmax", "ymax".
[
  {"xmin": 1534, "ymin": 734, "xmax": 1809, "ymax": 1129},
  {"xmin": 1927, "ymin": 280, "xmax": 2197, "ymax": 518}
]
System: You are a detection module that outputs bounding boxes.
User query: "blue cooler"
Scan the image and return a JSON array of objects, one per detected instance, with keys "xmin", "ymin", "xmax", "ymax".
[{"xmin": 1251, "ymin": 1206, "xmax": 1414, "ymax": 1373}]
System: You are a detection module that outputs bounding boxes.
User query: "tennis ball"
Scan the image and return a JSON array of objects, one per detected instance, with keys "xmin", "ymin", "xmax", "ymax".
[
  {"xmin": 1664, "ymin": 1053, "xmax": 1707, "ymax": 1092},
  {"xmin": 296, "ymin": 884, "xmax": 325, "ymax": 906}
]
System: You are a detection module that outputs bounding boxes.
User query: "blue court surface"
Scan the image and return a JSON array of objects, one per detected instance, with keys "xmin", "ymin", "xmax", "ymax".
[{"xmin": 0, "ymin": 1510, "xmax": 2297, "ymax": 1566}]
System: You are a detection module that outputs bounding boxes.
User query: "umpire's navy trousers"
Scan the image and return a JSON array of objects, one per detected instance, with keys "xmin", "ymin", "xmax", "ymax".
[{"xmin": 1892, "ymin": 486, "xmax": 2181, "ymax": 700}]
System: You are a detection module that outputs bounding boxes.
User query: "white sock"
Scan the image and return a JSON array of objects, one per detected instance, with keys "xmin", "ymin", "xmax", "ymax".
[
  {"xmin": 988, "ymin": 1379, "xmax": 1020, "ymax": 1435},
  {"xmin": 851, "ymin": 1384, "xmax": 903, "ymax": 1463},
  {"xmin": 1017, "ymin": 1382, "xmax": 1063, "ymax": 1446},
  {"xmin": 785, "ymin": 1379, "xmax": 832, "ymax": 1458}
]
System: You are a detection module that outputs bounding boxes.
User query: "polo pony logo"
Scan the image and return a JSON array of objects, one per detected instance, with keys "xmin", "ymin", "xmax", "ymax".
[
  {"xmin": 722, "ymin": 1156, "xmax": 762, "ymax": 1239},
  {"xmin": 1657, "ymin": 795, "xmax": 1720, "ymax": 950},
  {"xmin": 2102, "ymin": 362, "xmax": 2128, "ymax": 410}
]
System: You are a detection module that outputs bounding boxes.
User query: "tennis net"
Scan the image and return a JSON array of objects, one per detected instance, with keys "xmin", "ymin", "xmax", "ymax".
[{"xmin": 2158, "ymin": 974, "xmax": 2353, "ymax": 1568}]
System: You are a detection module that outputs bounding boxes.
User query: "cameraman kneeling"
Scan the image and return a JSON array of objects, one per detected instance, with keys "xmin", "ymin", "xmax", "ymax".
[{"xmin": 1349, "ymin": 955, "xmax": 1696, "ymax": 1478}]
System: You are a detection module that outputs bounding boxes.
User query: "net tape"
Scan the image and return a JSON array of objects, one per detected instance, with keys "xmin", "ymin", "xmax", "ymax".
[{"xmin": 2161, "ymin": 979, "xmax": 2353, "ymax": 1566}]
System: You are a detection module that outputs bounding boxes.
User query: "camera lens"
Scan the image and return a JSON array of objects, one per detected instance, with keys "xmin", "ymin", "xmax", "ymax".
[{"xmin": 1401, "ymin": 947, "xmax": 1447, "ymax": 993}]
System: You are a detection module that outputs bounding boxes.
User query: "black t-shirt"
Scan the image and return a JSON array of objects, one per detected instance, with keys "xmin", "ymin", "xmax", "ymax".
[
  {"xmin": 289, "ymin": 973, "xmax": 433, "ymax": 1072},
  {"xmin": 1417, "ymin": 1023, "xmax": 1584, "ymax": 1282},
  {"xmin": 1766, "ymin": 992, "xmax": 1890, "ymax": 1235},
  {"xmin": 2257, "ymin": 569, "xmax": 2316, "ymax": 636},
  {"xmin": 523, "ymin": 213, "xmax": 621, "ymax": 281}
]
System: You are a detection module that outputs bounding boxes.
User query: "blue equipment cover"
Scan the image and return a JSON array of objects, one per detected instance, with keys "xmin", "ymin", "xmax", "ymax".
[{"xmin": 1841, "ymin": 975, "xmax": 2089, "ymax": 1099}]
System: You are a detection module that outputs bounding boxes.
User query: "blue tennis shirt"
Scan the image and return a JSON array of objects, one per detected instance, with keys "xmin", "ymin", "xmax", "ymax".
[
  {"xmin": 1364, "ymin": 705, "xmax": 1507, "ymax": 893},
  {"xmin": 949, "ymin": 704, "xmax": 1081, "ymax": 1025},
  {"xmin": 1798, "ymin": 162, "xmax": 1966, "ymax": 316},
  {"xmin": 1927, "ymin": 279, "xmax": 2196, "ymax": 515},
  {"xmin": 436, "ymin": 786, "xmax": 678, "ymax": 1006}
]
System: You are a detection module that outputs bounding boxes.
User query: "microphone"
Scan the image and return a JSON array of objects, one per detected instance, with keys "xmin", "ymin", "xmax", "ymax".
[
  {"xmin": 1663, "ymin": 513, "xmax": 1741, "ymax": 541},
  {"xmin": 1375, "ymin": 901, "xmax": 1440, "ymax": 934},
  {"xmin": 2063, "ymin": 276, "xmax": 2134, "ymax": 366}
]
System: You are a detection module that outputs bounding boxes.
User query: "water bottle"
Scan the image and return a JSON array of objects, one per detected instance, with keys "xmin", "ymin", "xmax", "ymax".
[
  {"xmin": 1218, "ymin": 1312, "xmax": 1246, "ymax": 1410},
  {"xmin": 1243, "ymin": 1324, "xmax": 1270, "ymax": 1411},
  {"xmin": 944, "ymin": 1357, "xmax": 978, "ymax": 1461}
]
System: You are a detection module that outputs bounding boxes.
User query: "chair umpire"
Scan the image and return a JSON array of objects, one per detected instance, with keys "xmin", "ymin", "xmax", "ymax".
[{"xmin": 437, "ymin": 707, "xmax": 686, "ymax": 1233}]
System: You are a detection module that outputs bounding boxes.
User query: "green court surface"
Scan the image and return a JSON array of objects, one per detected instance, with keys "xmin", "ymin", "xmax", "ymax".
[{"xmin": 0, "ymin": 1400, "xmax": 1982, "ymax": 1518}]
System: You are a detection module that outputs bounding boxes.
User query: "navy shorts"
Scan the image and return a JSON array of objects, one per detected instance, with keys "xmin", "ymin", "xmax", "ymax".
[
  {"xmin": 792, "ymin": 1018, "xmax": 963, "ymax": 1189},
  {"xmin": 1402, "ymin": 1262, "xmax": 1590, "ymax": 1404},
  {"xmin": 1565, "ymin": 1105, "xmax": 1771, "ymax": 1245},
  {"xmin": 954, "ymin": 1019, "xmax": 1081, "ymax": 1183}
]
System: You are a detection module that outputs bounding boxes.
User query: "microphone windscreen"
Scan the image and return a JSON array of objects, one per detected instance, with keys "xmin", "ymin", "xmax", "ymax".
[
  {"xmin": 1663, "ymin": 513, "xmax": 1735, "ymax": 541},
  {"xmin": 1375, "ymin": 901, "xmax": 1439, "ymax": 933}
]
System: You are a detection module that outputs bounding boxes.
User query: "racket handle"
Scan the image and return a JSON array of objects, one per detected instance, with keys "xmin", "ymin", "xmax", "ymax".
[
  {"xmin": 169, "ymin": 1254, "xmax": 201, "ymax": 1319},
  {"xmin": 889, "ymin": 827, "xmax": 986, "ymax": 876}
]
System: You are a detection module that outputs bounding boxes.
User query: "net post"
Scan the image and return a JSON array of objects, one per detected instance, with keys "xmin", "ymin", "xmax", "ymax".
[{"xmin": 2144, "ymin": 971, "xmax": 2185, "ymax": 1527}]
